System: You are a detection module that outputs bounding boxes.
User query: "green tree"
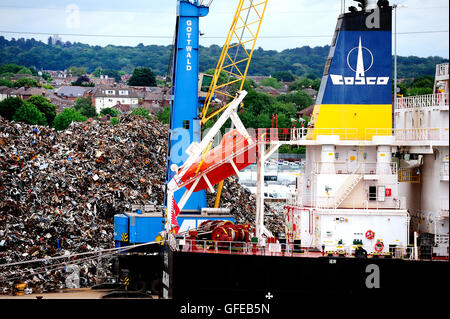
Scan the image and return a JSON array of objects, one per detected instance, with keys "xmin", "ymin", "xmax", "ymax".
[
  {"xmin": 13, "ymin": 101, "xmax": 47, "ymax": 126},
  {"xmin": 130, "ymin": 107, "xmax": 151, "ymax": 119},
  {"xmin": 29, "ymin": 66, "xmax": 39, "ymax": 76},
  {"xmin": 0, "ymin": 78, "xmax": 14, "ymax": 88},
  {"xmin": 100, "ymin": 107, "xmax": 120, "ymax": 117},
  {"xmin": 67, "ymin": 66, "xmax": 87, "ymax": 77},
  {"xmin": 407, "ymin": 87, "xmax": 433, "ymax": 96},
  {"xmin": 0, "ymin": 63, "xmax": 22, "ymax": 75},
  {"xmin": 305, "ymin": 73, "xmax": 319, "ymax": 80},
  {"xmin": 0, "ymin": 96, "xmax": 23, "ymax": 120},
  {"xmin": 277, "ymin": 91, "xmax": 314, "ymax": 110},
  {"xmin": 260, "ymin": 77, "xmax": 282, "ymax": 89},
  {"xmin": 201, "ymin": 68, "xmax": 230, "ymax": 92},
  {"xmin": 27, "ymin": 95, "xmax": 57, "ymax": 126},
  {"xmin": 110, "ymin": 117, "xmax": 119, "ymax": 125},
  {"xmin": 93, "ymin": 67, "xmax": 103, "ymax": 78},
  {"xmin": 273, "ymin": 71, "xmax": 295, "ymax": 82},
  {"xmin": 53, "ymin": 108, "xmax": 87, "ymax": 131},
  {"xmin": 128, "ymin": 67, "xmax": 157, "ymax": 86},
  {"xmin": 311, "ymin": 78, "xmax": 321, "ymax": 91},
  {"xmin": 288, "ymin": 77, "xmax": 314, "ymax": 91},
  {"xmin": 394, "ymin": 81, "xmax": 408, "ymax": 96},
  {"xmin": 41, "ymin": 72, "xmax": 52, "ymax": 82},
  {"xmin": 74, "ymin": 96, "xmax": 97, "ymax": 118},
  {"xmin": 156, "ymin": 78, "xmax": 166, "ymax": 87},
  {"xmin": 72, "ymin": 75, "xmax": 93, "ymax": 86},
  {"xmin": 156, "ymin": 106, "xmax": 170, "ymax": 124},
  {"xmin": 17, "ymin": 66, "xmax": 32, "ymax": 75},
  {"xmin": 14, "ymin": 77, "xmax": 39, "ymax": 88},
  {"xmin": 93, "ymin": 67, "xmax": 121, "ymax": 82},
  {"xmin": 104, "ymin": 69, "xmax": 121, "ymax": 82}
]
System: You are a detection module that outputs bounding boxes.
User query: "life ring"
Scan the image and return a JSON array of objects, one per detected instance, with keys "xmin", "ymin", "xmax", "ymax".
[
  {"xmin": 365, "ymin": 230, "xmax": 375, "ymax": 240},
  {"xmin": 375, "ymin": 241, "xmax": 384, "ymax": 252}
]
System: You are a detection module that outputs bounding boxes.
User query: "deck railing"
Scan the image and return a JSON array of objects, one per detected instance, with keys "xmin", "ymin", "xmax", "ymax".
[
  {"xmin": 396, "ymin": 93, "xmax": 448, "ymax": 109},
  {"xmin": 312, "ymin": 161, "xmax": 398, "ymax": 175},
  {"xmin": 253, "ymin": 128, "xmax": 359, "ymax": 142},
  {"xmin": 178, "ymin": 238, "xmax": 416, "ymax": 259},
  {"xmin": 249, "ymin": 127, "xmax": 448, "ymax": 143}
]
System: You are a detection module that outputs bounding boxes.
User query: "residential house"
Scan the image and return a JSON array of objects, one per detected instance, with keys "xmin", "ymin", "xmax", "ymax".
[
  {"xmin": 121, "ymin": 74, "xmax": 131, "ymax": 83},
  {"xmin": 48, "ymin": 71, "xmax": 73, "ymax": 87},
  {"xmin": 14, "ymin": 86, "xmax": 48, "ymax": 100},
  {"xmin": 0, "ymin": 86, "xmax": 16, "ymax": 101},
  {"xmin": 297, "ymin": 104, "xmax": 315, "ymax": 120},
  {"xmin": 92, "ymin": 86, "xmax": 139, "ymax": 114},
  {"xmin": 0, "ymin": 84, "xmax": 76, "ymax": 112},
  {"xmin": 257, "ymin": 86, "xmax": 283, "ymax": 96},
  {"xmin": 91, "ymin": 75, "xmax": 115, "ymax": 86},
  {"xmin": 132, "ymin": 86, "xmax": 171, "ymax": 114},
  {"xmin": 112, "ymin": 102, "xmax": 132, "ymax": 114},
  {"xmin": 247, "ymin": 75, "xmax": 270, "ymax": 85},
  {"xmin": 45, "ymin": 91, "xmax": 75, "ymax": 112},
  {"xmin": 302, "ymin": 87, "xmax": 318, "ymax": 99},
  {"xmin": 55, "ymin": 86, "xmax": 89, "ymax": 100}
]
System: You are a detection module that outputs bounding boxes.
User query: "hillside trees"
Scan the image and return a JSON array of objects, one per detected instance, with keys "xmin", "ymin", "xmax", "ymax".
[
  {"xmin": 0, "ymin": 37, "xmax": 445, "ymax": 78},
  {"xmin": 128, "ymin": 67, "xmax": 157, "ymax": 86}
]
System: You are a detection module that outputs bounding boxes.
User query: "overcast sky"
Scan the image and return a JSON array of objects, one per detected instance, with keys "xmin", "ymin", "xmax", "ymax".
[{"xmin": 0, "ymin": 0, "xmax": 448, "ymax": 58}]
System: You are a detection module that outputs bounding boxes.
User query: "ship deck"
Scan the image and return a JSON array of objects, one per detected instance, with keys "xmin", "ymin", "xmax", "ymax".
[{"xmin": 179, "ymin": 240, "xmax": 447, "ymax": 261}]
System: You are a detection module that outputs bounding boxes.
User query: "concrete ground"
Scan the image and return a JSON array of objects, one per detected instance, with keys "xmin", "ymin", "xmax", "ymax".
[{"xmin": 0, "ymin": 288, "xmax": 159, "ymax": 299}]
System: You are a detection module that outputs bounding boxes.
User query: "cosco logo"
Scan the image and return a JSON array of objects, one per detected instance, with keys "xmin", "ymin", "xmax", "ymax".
[{"xmin": 330, "ymin": 37, "xmax": 389, "ymax": 86}]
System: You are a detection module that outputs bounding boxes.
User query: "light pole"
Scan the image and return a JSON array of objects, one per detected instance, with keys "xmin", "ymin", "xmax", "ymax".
[{"xmin": 393, "ymin": 3, "xmax": 407, "ymax": 129}]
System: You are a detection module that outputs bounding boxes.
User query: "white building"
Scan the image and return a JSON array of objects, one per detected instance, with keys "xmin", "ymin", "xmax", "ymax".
[{"xmin": 93, "ymin": 87, "xmax": 139, "ymax": 114}]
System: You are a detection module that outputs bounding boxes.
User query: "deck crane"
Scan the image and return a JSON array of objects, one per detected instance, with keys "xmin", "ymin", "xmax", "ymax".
[
  {"xmin": 164, "ymin": 0, "xmax": 269, "ymax": 235},
  {"xmin": 199, "ymin": 0, "xmax": 269, "ymax": 209}
]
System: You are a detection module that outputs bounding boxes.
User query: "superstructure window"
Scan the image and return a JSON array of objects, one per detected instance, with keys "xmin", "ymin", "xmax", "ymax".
[
  {"xmin": 368, "ymin": 186, "xmax": 377, "ymax": 201},
  {"xmin": 183, "ymin": 120, "xmax": 190, "ymax": 129}
]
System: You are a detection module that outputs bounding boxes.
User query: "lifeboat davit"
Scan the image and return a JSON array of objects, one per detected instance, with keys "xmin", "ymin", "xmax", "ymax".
[{"xmin": 180, "ymin": 129, "xmax": 257, "ymax": 192}]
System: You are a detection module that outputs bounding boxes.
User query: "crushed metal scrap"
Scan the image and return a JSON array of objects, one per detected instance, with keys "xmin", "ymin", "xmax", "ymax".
[{"xmin": 0, "ymin": 115, "xmax": 283, "ymax": 294}]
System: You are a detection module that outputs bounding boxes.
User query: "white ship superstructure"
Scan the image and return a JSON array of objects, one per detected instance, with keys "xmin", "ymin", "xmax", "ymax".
[
  {"xmin": 262, "ymin": 63, "xmax": 449, "ymax": 258},
  {"xmin": 395, "ymin": 62, "xmax": 449, "ymax": 256}
]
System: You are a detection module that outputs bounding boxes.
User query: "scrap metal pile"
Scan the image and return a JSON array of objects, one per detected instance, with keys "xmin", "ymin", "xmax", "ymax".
[
  {"xmin": 0, "ymin": 116, "xmax": 168, "ymax": 294},
  {"xmin": 0, "ymin": 115, "xmax": 283, "ymax": 294}
]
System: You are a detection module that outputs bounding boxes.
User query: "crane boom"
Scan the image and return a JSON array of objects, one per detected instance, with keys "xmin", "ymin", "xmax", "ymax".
[
  {"xmin": 200, "ymin": 0, "xmax": 269, "ymax": 125},
  {"xmin": 200, "ymin": 0, "xmax": 269, "ymax": 208}
]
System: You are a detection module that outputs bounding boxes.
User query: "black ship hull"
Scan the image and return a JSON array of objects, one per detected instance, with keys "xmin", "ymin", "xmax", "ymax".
[{"xmin": 166, "ymin": 250, "xmax": 448, "ymax": 301}]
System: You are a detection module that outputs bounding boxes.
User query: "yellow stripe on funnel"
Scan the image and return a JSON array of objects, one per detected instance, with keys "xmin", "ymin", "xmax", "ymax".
[{"xmin": 309, "ymin": 104, "xmax": 392, "ymax": 140}]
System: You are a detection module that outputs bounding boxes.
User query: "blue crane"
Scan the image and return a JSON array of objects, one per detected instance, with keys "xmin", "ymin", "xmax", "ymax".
[{"xmin": 165, "ymin": 0, "xmax": 209, "ymax": 212}]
